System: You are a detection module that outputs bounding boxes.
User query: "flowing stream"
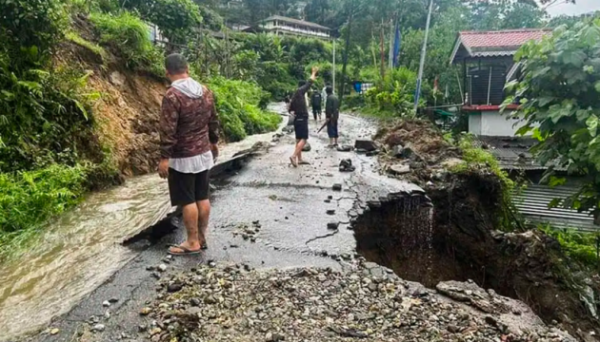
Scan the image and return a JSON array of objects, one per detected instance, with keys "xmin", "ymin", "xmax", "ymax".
[{"xmin": 0, "ymin": 104, "xmax": 288, "ymax": 341}]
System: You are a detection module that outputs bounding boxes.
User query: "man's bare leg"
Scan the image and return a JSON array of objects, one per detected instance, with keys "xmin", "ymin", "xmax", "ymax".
[
  {"xmin": 197, "ymin": 199, "xmax": 211, "ymax": 247},
  {"xmin": 170, "ymin": 203, "xmax": 201, "ymax": 253},
  {"xmin": 295, "ymin": 139, "xmax": 306, "ymax": 164}
]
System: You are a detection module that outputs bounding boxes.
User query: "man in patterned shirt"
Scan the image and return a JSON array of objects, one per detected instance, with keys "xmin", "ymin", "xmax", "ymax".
[{"xmin": 158, "ymin": 53, "xmax": 220, "ymax": 255}]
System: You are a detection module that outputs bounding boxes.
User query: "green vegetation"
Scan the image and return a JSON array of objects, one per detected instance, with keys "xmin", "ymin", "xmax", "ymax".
[
  {"xmin": 506, "ymin": 18, "xmax": 600, "ymax": 223},
  {"xmin": 90, "ymin": 11, "xmax": 164, "ymax": 74},
  {"xmin": 66, "ymin": 31, "xmax": 107, "ymax": 59},
  {"xmin": 539, "ymin": 225, "xmax": 599, "ymax": 268},
  {"xmin": 208, "ymin": 77, "xmax": 280, "ymax": 142},
  {"xmin": 0, "ymin": 165, "xmax": 86, "ymax": 258},
  {"xmin": 449, "ymin": 133, "xmax": 521, "ymax": 231}
]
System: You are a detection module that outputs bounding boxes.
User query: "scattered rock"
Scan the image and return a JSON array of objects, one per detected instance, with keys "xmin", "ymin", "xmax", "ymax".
[
  {"xmin": 108, "ymin": 298, "xmax": 119, "ymax": 304},
  {"xmin": 390, "ymin": 163, "xmax": 411, "ymax": 175},
  {"xmin": 167, "ymin": 283, "xmax": 183, "ymax": 293},
  {"xmin": 339, "ymin": 159, "xmax": 356, "ymax": 172},
  {"xmin": 354, "ymin": 140, "xmax": 378, "ymax": 152},
  {"xmin": 92, "ymin": 324, "xmax": 105, "ymax": 332},
  {"xmin": 102, "ymin": 300, "xmax": 110, "ymax": 307},
  {"xmin": 326, "ymin": 209, "xmax": 336, "ymax": 215},
  {"xmin": 140, "ymin": 307, "xmax": 152, "ymax": 316},
  {"xmin": 50, "ymin": 328, "xmax": 60, "ymax": 335},
  {"xmin": 332, "ymin": 184, "xmax": 342, "ymax": 191},
  {"xmin": 337, "ymin": 145, "xmax": 353, "ymax": 152},
  {"xmin": 146, "ymin": 266, "xmax": 155, "ymax": 271},
  {"xmin": 158, "ymin": 264, "xmax": 167, "ymax": 272},
  {"xmin": 139, "ymin": 324, "xmax": 148, "ymax": 332},
  {"xmin": 109, "ymin": 71, "xmax": 125, "ymax": 87},
  {"xmin": 392, "ymin": 144, "xmax": 404, "ymax": 158},
  {"xmin": 327, "ymin": 222, "xmax": 340, "ymax": 230}
]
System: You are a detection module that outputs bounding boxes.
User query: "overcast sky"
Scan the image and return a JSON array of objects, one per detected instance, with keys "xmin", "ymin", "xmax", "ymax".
[{"xmin": 543, "ymin": 0, "xmax": 600, "ymax": 17}]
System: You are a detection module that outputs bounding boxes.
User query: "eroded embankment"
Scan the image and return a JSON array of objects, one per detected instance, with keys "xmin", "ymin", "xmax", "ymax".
[{"xmin": 353, "ymin": 170, "xmax": 600, "ymax": 340}]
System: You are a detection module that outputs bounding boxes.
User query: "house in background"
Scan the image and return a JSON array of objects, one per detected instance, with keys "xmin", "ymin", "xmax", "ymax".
[
  {"xmin": 449, "ymin": 28, "xmax": 595, "ymax": 231},
  {"xmin": 258, "ymin": 15, "xmax": 331, "ymax": 39},
  {"xmin": 449, "ymin": 29, "xmax": 550, "ymax": 137}
]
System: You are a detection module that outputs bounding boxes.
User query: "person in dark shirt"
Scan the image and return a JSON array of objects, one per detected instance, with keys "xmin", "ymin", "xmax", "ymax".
[
  {"xmin": 325, "ymin": 86, "xmax": 340, "ymax": 147},
  {"xmin": 311, "ymin": 91, "xmax": 323, "ymax": 121},
  {"xmin": 288, "ymin": 67, "xmax": 319, "ymax": 167}
]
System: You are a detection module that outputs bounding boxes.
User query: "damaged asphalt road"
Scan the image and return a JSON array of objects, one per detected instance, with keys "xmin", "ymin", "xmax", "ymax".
[{"xmin": 24, "ymin": 114, "xmax": 421, "ymax": 342}]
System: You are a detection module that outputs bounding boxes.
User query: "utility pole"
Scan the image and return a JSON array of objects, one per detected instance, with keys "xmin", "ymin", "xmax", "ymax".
[
  {"xmin": 414, "ymin": 0, "xmax": 434, "ymax": 112},
  {"xmin": 333, "ymin": 39, "xmax": 336, "ymax": 93}
]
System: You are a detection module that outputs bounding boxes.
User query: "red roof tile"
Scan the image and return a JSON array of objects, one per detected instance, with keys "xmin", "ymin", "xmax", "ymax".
[{"xmin": 459, "ymin": 29, "xmax": 550, "ymax": 52}]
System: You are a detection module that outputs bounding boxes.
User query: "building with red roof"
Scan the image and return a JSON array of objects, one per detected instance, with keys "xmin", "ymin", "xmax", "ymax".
[{"xmin": 450, "ymin": 29, "xmax": 551, "ymax": 136}]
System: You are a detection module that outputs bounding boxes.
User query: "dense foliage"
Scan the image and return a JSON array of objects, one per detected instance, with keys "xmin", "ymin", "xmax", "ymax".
[{"xmin": 506, "ymin": 19, "xmax": 600, "ymax": 223}]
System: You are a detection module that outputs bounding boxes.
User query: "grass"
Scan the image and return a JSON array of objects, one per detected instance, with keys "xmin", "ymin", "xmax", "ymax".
[
  {"xmin": 65, "ymin": 31, "xmax": 107, "ymax": 60},
  {"xmin": 0, "ymin": 165, "xmax": 87, "ymax": 260}
]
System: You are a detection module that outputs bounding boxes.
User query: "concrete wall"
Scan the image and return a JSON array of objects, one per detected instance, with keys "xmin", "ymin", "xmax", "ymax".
[{"xmin": 468, "ymin": 111, "xmax": 530, "ymax": 136}]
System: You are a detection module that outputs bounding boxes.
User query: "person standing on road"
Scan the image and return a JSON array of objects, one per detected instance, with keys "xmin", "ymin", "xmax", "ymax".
[
  {"xmin": 325, "ymin": 86, "xmax": 340, "ymax": 147},
  {"xmin": 158, "ymin": 53, "xmax": 220, "ymax": 256},
  {"xmin": 288, "ymin": 67, "xmax": 319, "ymax": 167},
  {"xmin": 311, "ymin": 90, "xmax": 323, "ymax": 121}
]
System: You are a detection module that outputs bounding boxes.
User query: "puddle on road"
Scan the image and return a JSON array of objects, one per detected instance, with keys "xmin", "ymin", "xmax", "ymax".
[{"xmin": 0, "ymin": 104, "xmax": 288, "ymax": 341}]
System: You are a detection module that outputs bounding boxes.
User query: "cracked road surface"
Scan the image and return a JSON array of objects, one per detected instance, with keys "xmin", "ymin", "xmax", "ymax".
[{"xmin": 21, "ymin": 114, "xmax": 422, "ymax": 342}]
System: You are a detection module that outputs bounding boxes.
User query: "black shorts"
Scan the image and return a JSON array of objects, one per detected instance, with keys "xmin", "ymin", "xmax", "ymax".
[
  {"xmin": 294, "ymin": 117, "xmax": 309, "ymax": 140},
  {"xmin": 168, "ymin": 168, "xmax": 210, "ymax": 206}
]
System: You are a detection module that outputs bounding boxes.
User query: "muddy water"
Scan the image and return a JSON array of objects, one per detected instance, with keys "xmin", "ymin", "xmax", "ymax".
[{"xmin": 0, "ymin": 104, "xmax": 288, "ymax": 341}]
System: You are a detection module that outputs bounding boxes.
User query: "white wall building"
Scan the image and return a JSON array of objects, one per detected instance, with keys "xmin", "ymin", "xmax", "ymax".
[{"xmin": 260, "ymin": 15, "xmax": 331, "ymax": 39}]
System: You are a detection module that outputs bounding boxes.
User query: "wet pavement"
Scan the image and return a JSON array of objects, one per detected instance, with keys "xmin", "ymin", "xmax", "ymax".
[{"xmin": 12, "ymin": 110, "xmax": 422, "ymax": 342}]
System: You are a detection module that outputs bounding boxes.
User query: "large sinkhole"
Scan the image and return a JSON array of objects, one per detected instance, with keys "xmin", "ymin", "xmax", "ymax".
[{"xmin": 353, "ymin": 172, "xmax": 599, "ymax": 338}]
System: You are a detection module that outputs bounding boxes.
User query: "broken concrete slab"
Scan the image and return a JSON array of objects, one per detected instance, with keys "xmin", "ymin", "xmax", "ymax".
[
  {"xmin": 332, "ymin": 184, "xmax": 342, "ymax": 191},
  {"xmin": 337, "ymin": 145, "xmax": 354, "ymax": 152}
]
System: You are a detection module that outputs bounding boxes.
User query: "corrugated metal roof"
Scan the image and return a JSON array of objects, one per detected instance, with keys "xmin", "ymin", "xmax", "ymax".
[
  {"xmin": 477, "ymin": 136, "xmax": 567, "ymax": 172},
  {"xmin": 513, "ymin": 184, "xmax": 597, "ymax": 232}
]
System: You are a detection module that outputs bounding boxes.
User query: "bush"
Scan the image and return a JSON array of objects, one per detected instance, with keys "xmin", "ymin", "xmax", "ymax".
[
  {"xmin": 208, "ymin": 77, "xmax": 281, "ymax": 142},
  {"xmin": 0, "ymin": 0, "xmax": 68, "ymax": 64},
  {"xmin": 539, "ymin": 226, "xmax": 599, "ymax": 267},
  {"xmin": 123, "ymin": 0, "xmax": 202, "ymax": 44},
  {"xmin": 363, "ymin": 67, "xmax": 421, "ymax": 116},
  {"xmin": 0, "ymin": 50, "xmax": 100, "ymax": 172},
  {"xmin": 90, "ymin": 11, "xmax": 164, "ymax": 74},
  {"xmin": 0, "ymin": 165, "xmax": 87, "ymax": 257}
]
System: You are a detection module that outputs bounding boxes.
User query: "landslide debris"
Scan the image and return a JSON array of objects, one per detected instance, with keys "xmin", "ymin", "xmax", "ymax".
[{"xmin": 138, "ymin": 262, "xmax": 574, "ymax": 342}]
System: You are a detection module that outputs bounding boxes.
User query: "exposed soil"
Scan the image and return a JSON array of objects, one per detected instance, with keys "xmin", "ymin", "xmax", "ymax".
[
  {"xmin": 355, "ymin": 120, "xmax": 600, "ymax": 341},
  {"xmin": 55, "ymin": 14, "xmax": 168, "ymax": 177}
]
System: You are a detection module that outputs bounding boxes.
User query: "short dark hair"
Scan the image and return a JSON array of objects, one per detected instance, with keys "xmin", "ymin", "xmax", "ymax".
[
  {"xmin": 165, "ymin": 53, "xmax": 188, "ymax": 75},
  {"xmin": 298, "ymin": 80, "xmax": 306, "ymax": 88},
  {"xmin": 326, "ymin": 86, "xmax": 333, "ymax": 95}
]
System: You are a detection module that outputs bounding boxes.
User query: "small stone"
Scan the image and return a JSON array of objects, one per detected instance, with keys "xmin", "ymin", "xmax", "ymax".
[
  {"xmin": 326, "ymin": 209, "xmax": 335, "ymax": 215},
  {"xmin": 327, "ymin": 222, "xmax": 340, "ymax": 230},
  {"xmin": 332, "ymin": 184, "xmax": 342, "ymax": 191},
  {"xmin": 146, "ymin": 266, "xmax": 155, "ymax": 271},
  {"xmin": 140, "ymin": 307, "xmax": 152, "ymax": 316},
  {"xmin": 108, "ymin": 298, "xmax": 119, "ymax": 303},
  {"xmin": 138, "ymin": 324, "xmax": 147, "ymax": 332},
  {"xmin": 190, "ymin": 298, "xmax": 201, "ymax": 307},
  {"xmin": 447, "ymin": 325, "xmax": 460, "ymax": 333},
  {"xmin": 152, "ymin": 272, "xmax": 161, "ymax": 280},
  {"xmin": 208, "ymin": 261, "xmax": 217, "ymax": 268},
  {"xmin": 158, "ymin": 264, "xmax": 167, "ymax": 272},
  {"xmin": 102, "ymin": 301, "xmax": 110, "ymax": 307},
  {"xmin": 167, "ymin": 283, "xmax": 183, "ymax": 293},
  {"xmin": 150, "ymin": 327, "xmax": 162, "ymax": 336},
  {"xmin": 50, "ymin": 328, "xmax": 60, "ymax": 335},
  {"xmin": 93, "ymin": 324, "xmax": 105, "ymax": 332}
]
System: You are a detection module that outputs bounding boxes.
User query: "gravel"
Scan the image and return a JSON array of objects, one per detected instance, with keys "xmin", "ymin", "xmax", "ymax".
[{"xmin": 138, "ymin": 262, "xmax": 574, "ymax": 342}]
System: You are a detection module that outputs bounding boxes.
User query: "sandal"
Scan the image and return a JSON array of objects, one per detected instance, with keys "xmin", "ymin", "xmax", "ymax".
[{"xmin": 168, "ymin": 244, "xmax": 202, "ymax": 256}]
